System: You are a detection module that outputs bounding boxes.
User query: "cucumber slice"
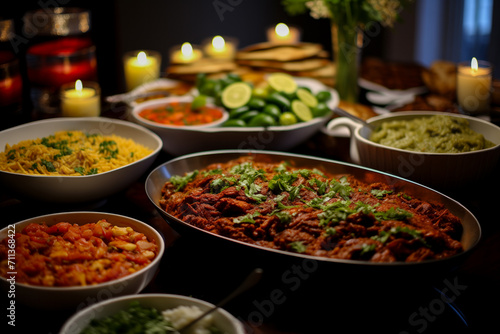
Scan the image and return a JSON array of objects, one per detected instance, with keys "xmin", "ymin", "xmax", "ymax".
[
  {"xmin": 268, "ymin": 73, "xmax": 298, "ymax": 94},
  {"xmin": 223, "ymin": 119, "xmax": 246, "ymax": 127},
  {"xmin": 229, "ymin": 106, "xmax": 250, "ymax": 119},
  {"xmin": 248, "ymin": 113, "xmax": 277, "ymax": 127},
  {"xmin": 296, "ymin": 88, "xmax": 318, "ymax": 108},
  {"xmin": 266, "ymin": 92, "xmax": 291, "ymax": 110},
  {"xmin": 221, "ymin": 82, "xmax": 252, "ymax": 109},
  {"xmin": 291, "ymin": 100, "xmax": 313, "ymax": 122}
]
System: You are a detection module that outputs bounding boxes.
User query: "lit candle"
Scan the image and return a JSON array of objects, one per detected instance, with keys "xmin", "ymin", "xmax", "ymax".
[
  {"xmin": 267, "ymin": 23, "xmax": 300, "ymax": 44},
  {"xmin": 0, "ymin": 55, "xmax": 23, "ymax": 108},
  {"xmin": 203, "ymin": 35, "xmax": 237, "ymax": 59},
  {"xmin": 123, "ymin": 50, "xmax": 161, "ymax": 91},
  {"xmin": 60, "ymin": 80, "xmax": 101, "ymax": 117},
  {"xmin": 457, "ymin": 57, "xmax": 492, "ymax": 114},
  {"xmin": 170, "ymin": 42, "xmax": 203, "ymax": 64}
]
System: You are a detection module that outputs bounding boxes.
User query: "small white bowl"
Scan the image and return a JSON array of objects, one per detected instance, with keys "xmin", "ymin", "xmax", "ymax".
[
  {"xmin": 0, "ymin": 212, "xmax": 164, "ymax": 310},
  {"xmin": 325, "ymin": 111, "xmax": 500, "ymax": 189},
  {"xmin": 131, "ymin": 95, "xmax": 229, "ymax": 129},
  {"xmin": 60, "ymin": 293, "xmax": 246, "ymax": 334},
  {"xmin": 0, "ymin": 117, "xmax": 162, "ymax": 203}
]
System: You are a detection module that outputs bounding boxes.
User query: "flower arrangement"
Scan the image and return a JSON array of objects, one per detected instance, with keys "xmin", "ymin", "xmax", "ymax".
[
  {"xmin": 282, "ymin": 0, "xmax": 410, "ymax": 28},
  {"xmin": 281, "ymin": 0, "xmax": 412, "ymax": 102}
]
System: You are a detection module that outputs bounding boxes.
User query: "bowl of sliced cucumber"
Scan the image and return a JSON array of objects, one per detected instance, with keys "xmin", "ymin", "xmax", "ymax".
[{"xmin": 130, "ymin": 72, "xmax": 339, "ymax": 156}]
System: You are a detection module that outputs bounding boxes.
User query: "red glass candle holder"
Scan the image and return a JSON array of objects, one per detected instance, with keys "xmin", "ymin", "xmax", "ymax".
[
  {"xmin": 26, "ymin": 37, "xmax": 97, "ymax": 87},
  {"xmin": 26, "ymin": 37, "xmax": 97, "ymax": 115},
  {"xmin": 0, "ymin": 51, "xmax": 23, "ymax": 108}
]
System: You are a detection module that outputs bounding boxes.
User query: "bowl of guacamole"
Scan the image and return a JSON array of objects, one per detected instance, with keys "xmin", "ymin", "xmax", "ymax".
[
  {"xmin": 326, "ymin": 111, "xmax": 500, "ymax": 189},
  {"xmin": 369, "ymin": 114, "xmax": 495, "ymax": 153}
]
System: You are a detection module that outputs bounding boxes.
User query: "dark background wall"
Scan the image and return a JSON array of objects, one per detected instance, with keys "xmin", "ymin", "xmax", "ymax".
[
  {"xmin": 3, "ymin": 0, "xmax": 409, "ymax": 97},
  {"xmin": 6, "ymin": 0, "xmax": 497, "ymax": 99}
]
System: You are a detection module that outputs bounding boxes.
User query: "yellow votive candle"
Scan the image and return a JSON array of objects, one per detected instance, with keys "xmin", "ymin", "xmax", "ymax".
[
  {"xmin": 170, "ymin": 42, "xmax": 203, "ymax": 64},
  {"xmin": 124, "ymin": 50, "xmax": 161, "ymax": 91},
  {"xmin": 60, "ymin": 80, "xmax": 100, "ymax": 117},
  {"xmin": 203, "ymin": 35, "xmax": 237, "ymax": 59},
  {"xmin": 267, "ymin": 23, "xmax": 300, "ymax": 44}
]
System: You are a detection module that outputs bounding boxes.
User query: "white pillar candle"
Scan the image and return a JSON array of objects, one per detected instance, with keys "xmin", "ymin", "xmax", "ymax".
[
  {"xmin": 60, "ymin": 80, "xmax": 100, "ymax": 117},
  {"xmin": 124, "ymin": 50, "xmax": 161, "ymax": 91},
  {"xmin": 457, "ymin": 58, "xmax": 492, "ymax": 114}
]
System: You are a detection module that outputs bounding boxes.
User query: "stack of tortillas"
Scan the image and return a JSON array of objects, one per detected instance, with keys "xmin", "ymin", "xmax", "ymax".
[
  {"xmin": 167, "ymin": 58, "xmax": 239, "ymax": 82},
  {"xmin": 235, "ymin": 42, "xmax": 335, "ymax": 87}
]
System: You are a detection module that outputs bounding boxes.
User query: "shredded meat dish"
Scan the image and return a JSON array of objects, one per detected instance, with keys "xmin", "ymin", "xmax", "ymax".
[{"xmin": 159, "ymin": 157, "xmax": 463, "ymax": 262}]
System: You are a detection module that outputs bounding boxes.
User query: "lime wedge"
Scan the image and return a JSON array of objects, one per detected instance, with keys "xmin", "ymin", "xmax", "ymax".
[
  {"xmin": 191, "ymin": 94, "xmax": 207, "ymax": 110},
  {"xmin": 296, "ymin": 88, "xmax": 318, "ymax": 108},
  {"xmin": 279, "ymin": 112, "xmax": 298, "ymax": 125},
  {"xmin": 221, "ymin": 82, "xmax": 252, "ymax": 109},
  {"xmin": 291, "ymin": 100, "xmax": 313, "ymax": 122},
  {"xmin": 268, "ymin": 73, "xmax": 298, "ymax": 94}
]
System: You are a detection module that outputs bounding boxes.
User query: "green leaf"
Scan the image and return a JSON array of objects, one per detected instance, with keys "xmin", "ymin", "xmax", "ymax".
[
  {"xmin": 371, "ymin": 189, "xmax": 393, "ymax": 199},
  {"xmin": 289, "ymin": 241, "xmax": 307, "ymax": 253},
  {"xmin": 275, "ymin": 211, "xmax": 292, "ymax": 224},
  {"xmin": 374, "ymin": 207, "xmax": 413, "ymax": 221},
  {"xmin": 74, "ymin": 167, "xmax": 85, "ymax": 175},
  {"xmin": 41, "ymin": 159, "xmax": 56, "ymax": 172},
  {"xmin": 234, "ymin": 212, "xmax": 261, "ymax": 224},
  {"xmin": 360, "ymin": 243, "xmax": 376, "ymax": 256},
  {"xmin": 281, "ymin": 0, "xmax": 309, "ymax": 15},
  {"xmin": 170, "ymin": 170, "xmax": 199, "ymax": 191}
]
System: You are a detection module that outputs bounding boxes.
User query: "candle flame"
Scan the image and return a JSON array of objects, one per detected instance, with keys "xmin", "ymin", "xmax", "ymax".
[
  {"xmin": 275, "ymin": 23, "xmax": 290, "ymax": 37},
  {"xmin": 471, "ymin": 57, "xmax": 478, "ymax": 72},
  {"xmin": 75, "ymin": 79, "xmax": 83, "ymax": 92},
  {"xmin": 137, "ymin": 51, "xmax": 148, "ymax": 65},
  {"xmin": 212, "ymin": 35, "xmax": 225, "ymax": 51},
  {"xmin": 181, "ymin": 42, "xmax": 194, "ymax": 59}
]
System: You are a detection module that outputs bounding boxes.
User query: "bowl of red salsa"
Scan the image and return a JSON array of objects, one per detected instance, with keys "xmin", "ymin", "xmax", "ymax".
[{"xmin": 131, "ymin": 96, "xmax": 228, "ymax": 129}]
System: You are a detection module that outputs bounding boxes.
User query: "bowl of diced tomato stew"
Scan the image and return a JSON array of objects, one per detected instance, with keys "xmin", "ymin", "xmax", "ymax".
[
  {"xmin": 131, "ymin": 95, "xmax": 229, "ymax": 129},
  {"xmin": 0, "ymin": 211, "xmax": 164, "ymax": 310}
]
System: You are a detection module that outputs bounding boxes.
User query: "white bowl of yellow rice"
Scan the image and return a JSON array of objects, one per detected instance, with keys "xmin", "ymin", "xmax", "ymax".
[{"xmin": 0, "ymin": 117, "xmax": 162, "ymax": 203}]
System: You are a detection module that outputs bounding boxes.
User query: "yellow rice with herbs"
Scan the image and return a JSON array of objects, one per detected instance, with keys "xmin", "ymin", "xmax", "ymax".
[{"xmin": 0, "ymin": 131, "xmax": 153, "ymax": 176}]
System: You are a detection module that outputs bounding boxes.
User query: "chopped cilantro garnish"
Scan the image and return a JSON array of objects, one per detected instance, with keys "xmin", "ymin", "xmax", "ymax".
[
  {"xmin": 275, "ymin": 211, "xmax": 292, "ymax": 224},
  {"xmin": 99, "ymin": 140, "xmax": 118, "ymax": 158},
  {"xmin": 74, "ymin": 167, "xmax": 85, "ymax": 175},
  {"xmin": 289, "ymin": 241, "xmax": 307, "ymax": 253},
  {"xmin": 53, "ymin": 146, "xmax": 73, "ymax": 160},
  {"xmin": 374, "ymin": 207, "xmax": 413, "ymax": 221},
  {"xmin": 317, "ymin": 200, "xmax": 354, "ymax": 226},
  {"xmin": 87, "ymin": 168, "xmax": 98, "ymax": 175},
  {"xmin": 360, "ymin": 243, "xmax": 377, "ymax": 256},
  {"xmin": 170, "ymin": 170, "xmax": 199, "ymax": 191},
  {"xmin": 234, "ymin": 212, "xmax": 261, "ymax": 224},
  {"xmin": 325, "ymin": 227, "xmax": 337, "ymax": 236},
  {"xmin": 371, "ymin": 189, "xmax": 393, "ymax": 199},
  {"xmin": 371, "ymin": 226, "xmax": 429, "ymax": 247},
  {"xmin": 41, "ymin": 159, "xmax": 56, "ymax": 172},
  {"xmin": 210, "ymin": 176, "xmax": 235, "ymax": 193},
  {"xmin": 329, "ymin": 176, "xmax": 352, "ymax": 200},
  {"xmin": 7, "ymin": 149, "xmax": 16, "ymax": 160}
]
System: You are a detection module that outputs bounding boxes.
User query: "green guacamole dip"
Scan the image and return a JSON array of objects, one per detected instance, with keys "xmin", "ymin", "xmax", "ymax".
[{"xmin": 370, "ymin": 115, "xmax": 495, "ymax": 153}]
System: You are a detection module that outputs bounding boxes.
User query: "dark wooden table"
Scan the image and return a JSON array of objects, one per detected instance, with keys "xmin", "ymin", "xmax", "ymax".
[{"xmin": 1, "ymin": 116, "xmax": 499, "ymax": 334}]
